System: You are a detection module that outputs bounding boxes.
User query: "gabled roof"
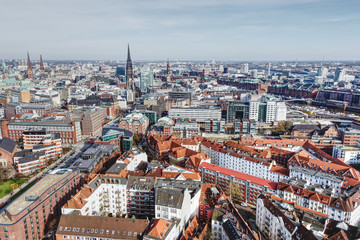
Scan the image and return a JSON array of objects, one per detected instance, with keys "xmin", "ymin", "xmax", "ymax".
[
  {"xmin": 146, "ymin": 219, "xmax": 173, "ymax": 240},
  {"xmin": 0, "ymin": 137, "xmax": 16, "ymax": 153}
]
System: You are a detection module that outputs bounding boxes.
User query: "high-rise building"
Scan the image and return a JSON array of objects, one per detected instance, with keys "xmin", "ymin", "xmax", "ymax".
[
  {"xmin": 240, "ymin": 63, "xmax": 249, "ymax": 74},
  {"xmin": 226, "ymin": 101, "xmax": 249, "ymax": 123},
  {"xmin": 228, "ymin": 94, "xmax": 286, "ymax": 123},
  {"xmin": 126, "ymin": 44, "xmax": 134, "ymax": 90},
  {"xmin": 115, "ymin": 66, "xmax": 125, "ymax": 77},
  {"xmin": 26, "ymin": 52, "xmax": 33, "ymax": 79},
  {"xmin": 335, "ymin": 67, "xmax": 346, "ymax": 82},
  {"xmin": 140, "ymin": 65, "xmax": 154, "ymax": 90},
  {"xmin": 317, "ymin": 66, "xmax": 328, "ymax": 78}
]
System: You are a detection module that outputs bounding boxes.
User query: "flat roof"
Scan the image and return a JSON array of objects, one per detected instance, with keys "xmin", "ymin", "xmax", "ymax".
[
  {"xmin": 0, "ymin": 169, "xmax": 74, "ymax": 224},
  {"xmin": 8, "ymin": 121, "xmax": 73, "ymax": 127}
]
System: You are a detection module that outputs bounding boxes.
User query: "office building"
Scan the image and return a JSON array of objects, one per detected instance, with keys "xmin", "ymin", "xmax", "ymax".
[
  {"xmin": 169, "ymin": 106, "xmax": 221, "ymax": 123},
  {"xmin": 140, "ymin": 65, "xmax": 154, "ymax": 91},
  {"xmin": 71, "ymin": 107, "xmax": 106, "ymax": 137},
  {"xmin": 5, "ymin": 121, "xmax": 81, "ymax": 144}
]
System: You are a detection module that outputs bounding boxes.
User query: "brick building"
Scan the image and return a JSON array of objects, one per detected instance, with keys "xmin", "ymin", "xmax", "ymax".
[
  {"xmin": 118, "ymin": 113, "xmax": 149, "ymax": 136},
  {"xmin": 2, "ymin": 121, "xmax": 81, "ymax": 144},
  {"xmin": 71, "ymin": 107, "xmax": 106, "ymax": 137},
  {"xmin": 199, "ymin": 162, "xmax": 277, "ymax": 206},
  {"xmin": 0, "ymin": 137, "xmax": 16, "ymax": 166},
  {"xmin": 0, "ymin": 169, "xmax": 82, "ymax": 240}
]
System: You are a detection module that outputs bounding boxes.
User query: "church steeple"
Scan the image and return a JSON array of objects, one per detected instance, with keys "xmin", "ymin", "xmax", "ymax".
[
  {"xmin": 40, "ymin": 54, "xmax": 44, "ymax": 72},
  {"xmin": 27, "ymin": 52, "xmax": 33, "ymax": 79},
  {"xmin": 126, "ymin": 44, "xmax": 134, "ymax": 90},
  {"xmin": 166, "ymin": 59, "xmax": 171, "ymax": 82}
]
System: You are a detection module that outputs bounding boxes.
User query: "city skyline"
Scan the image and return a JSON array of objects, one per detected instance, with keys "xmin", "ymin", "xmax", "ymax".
[{"xmin": 1, "ymin": 0, "xmax": 359, "ymax": 60}]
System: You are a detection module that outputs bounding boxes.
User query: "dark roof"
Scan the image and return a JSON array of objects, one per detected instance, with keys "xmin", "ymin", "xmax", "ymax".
[
  {"xmin": 324, "ymin": 219, "xmax": 360, "ymax": 239},
  {"xmin": 15, "ymin": 151, "xmax": 45, "ymax": 164},
  {"xmin": 222, "ymin": 216, "xmax": 242, "ymax": 240},
  {"xmin": 0, "ymin": 137, "xmax": 16, "ymax": 153},
  {"xmin": 291, "ymin": 124, "xmax": 321, "ymax": 132},
  {"xmin": 106, "ymin": 162, "xmax": 127, "ymax": 174}
]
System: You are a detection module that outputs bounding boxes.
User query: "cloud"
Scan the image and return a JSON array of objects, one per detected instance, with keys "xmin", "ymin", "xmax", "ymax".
[{"xmin": 0, "ymin": 0, "xmax": 359, "ymax": 60}]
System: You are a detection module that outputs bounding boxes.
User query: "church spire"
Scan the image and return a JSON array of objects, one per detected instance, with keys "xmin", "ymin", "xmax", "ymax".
[
  {"xmin": 27, "ymin": 52, "xmax": 33, "ymax": 79},
  {"xmin": 40, "ymin": 54, "xmax": 44, "ymax": 72},
  {"xmin": 126, "ymin": 44, "xmax": 134, "ymax": 90},
  {"xmin": 166, "ymin": 59, "xmax": 171, "ymax": 82}
]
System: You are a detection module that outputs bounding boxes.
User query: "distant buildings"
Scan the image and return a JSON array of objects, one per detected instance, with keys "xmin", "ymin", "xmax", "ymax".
[
  {"xmin": 227, "ymin": 94, "xmax": 287, "ymax": 123},
  {"xmin": 126, "ymin": 44, "xmax": 135, "ymax": 91},
  {"xmin": 168, "ymin": 106, "xmax": 221, "ymax": 123},
  {"xmin": 140, "ymin": 65, "xmax": 154, "ymax": 91}
]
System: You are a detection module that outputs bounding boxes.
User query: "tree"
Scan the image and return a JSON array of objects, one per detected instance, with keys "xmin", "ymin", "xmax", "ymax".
[
  {"xmin": 10, "ymin": 183, "xmax": 18, "ymax": 191},
  {"xmin": 133, "ymin": 133, "xmax": 139, "ymax": 145},
  {"xmin": 271, "ymin": 121, "xmax": 293, "ymax": 136}
]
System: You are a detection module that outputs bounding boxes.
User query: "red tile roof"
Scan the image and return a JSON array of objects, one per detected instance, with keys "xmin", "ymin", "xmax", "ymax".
[{"xmin": 199, "ymin": 162, "xmax": 277, "ymax": 189}]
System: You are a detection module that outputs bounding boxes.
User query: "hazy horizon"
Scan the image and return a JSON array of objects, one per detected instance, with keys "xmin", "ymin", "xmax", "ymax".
[{"xmin": 1, "ymin": 0, "xmax": 359, "ymax": 61}]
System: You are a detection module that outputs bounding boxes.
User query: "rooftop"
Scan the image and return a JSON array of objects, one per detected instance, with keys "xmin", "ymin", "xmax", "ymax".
[
  {"xmin": 0, "ymin": 169, "xmax": 74, "ymax": 224},
  {"xmin": 56, "ymin": 215, "xmax": 149, "ymax": 239}
]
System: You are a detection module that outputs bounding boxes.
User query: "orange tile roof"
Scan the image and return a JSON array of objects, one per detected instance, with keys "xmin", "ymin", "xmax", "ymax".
[
  {"xmin": 146, "ymin": 219, "xmax": 173, "ymax": 239},
  {"xmin": 289, "ymin": 154, "xmax": 360, "ymax": 180},
  {"xmin": 63, "ymin": 186, "xmax": 94, "ymax": 209},
  {"xmin": 180, "ymin": 172, "xmax": 201, "ymax": 180}
]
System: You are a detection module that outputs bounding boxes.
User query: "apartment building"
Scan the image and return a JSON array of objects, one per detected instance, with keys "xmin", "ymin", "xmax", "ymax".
[
  {"xmin": 211, "ymin": 196, "xmax": 259, "ymax": 240},
  {"xmin": 0, "ymin": 169, "xmax": 82, "ymax": 240},
  {"xmin": 276, "ymin": 178, "xmax": 360, "ymax": 226},
  {"xmin": 4, "ymin": 121, "xmax": 81, "ymax": 144},
  {"xmin": 13, "ymin": 150, "xmax": 46, "ymax": 175},
  {"xmin": 256, "ymin": 195, "xmax": 317, "ymax": 240},
  {"xmin": 200, "ymin": 140, "xmax": 289, "ymax": 182},
  {"xmin": 155, "ymin": 179, "xmax": 201, "ymax": 235},
  {"xmin": 56, "ymin": 215, "xmax": 149, "ymax": 240},
  {"xmin": 144, "ymin": 219, "xmax": 177, "ymax": 240},
  {"xmin": 23, "ymin": 129, "xmax": 62, "ymax": 160},
  {"xmin": 116, "ymin": 148, "xmax": 148, "ymax": 171},
  {"xmin": 62, "ymin": 176, "xmax": 128, "ymax": 217},
  {"xmin": 333, "ymin": 145, "xmax": 360, "ymax": 164},
  {"xmin": 199, "ymin": 162, "xmax": 277, "ymax": 206}
]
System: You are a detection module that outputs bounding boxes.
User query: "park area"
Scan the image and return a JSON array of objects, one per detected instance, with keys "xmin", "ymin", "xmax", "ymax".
[{"xmin": 0, "ymin": 178, "xmax": 28, "ymax": 198}]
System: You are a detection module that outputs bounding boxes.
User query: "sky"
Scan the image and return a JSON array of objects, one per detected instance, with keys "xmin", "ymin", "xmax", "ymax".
[{"xmin": 1, "ymin": 0, "xmax": 359, "ymax": 61}]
